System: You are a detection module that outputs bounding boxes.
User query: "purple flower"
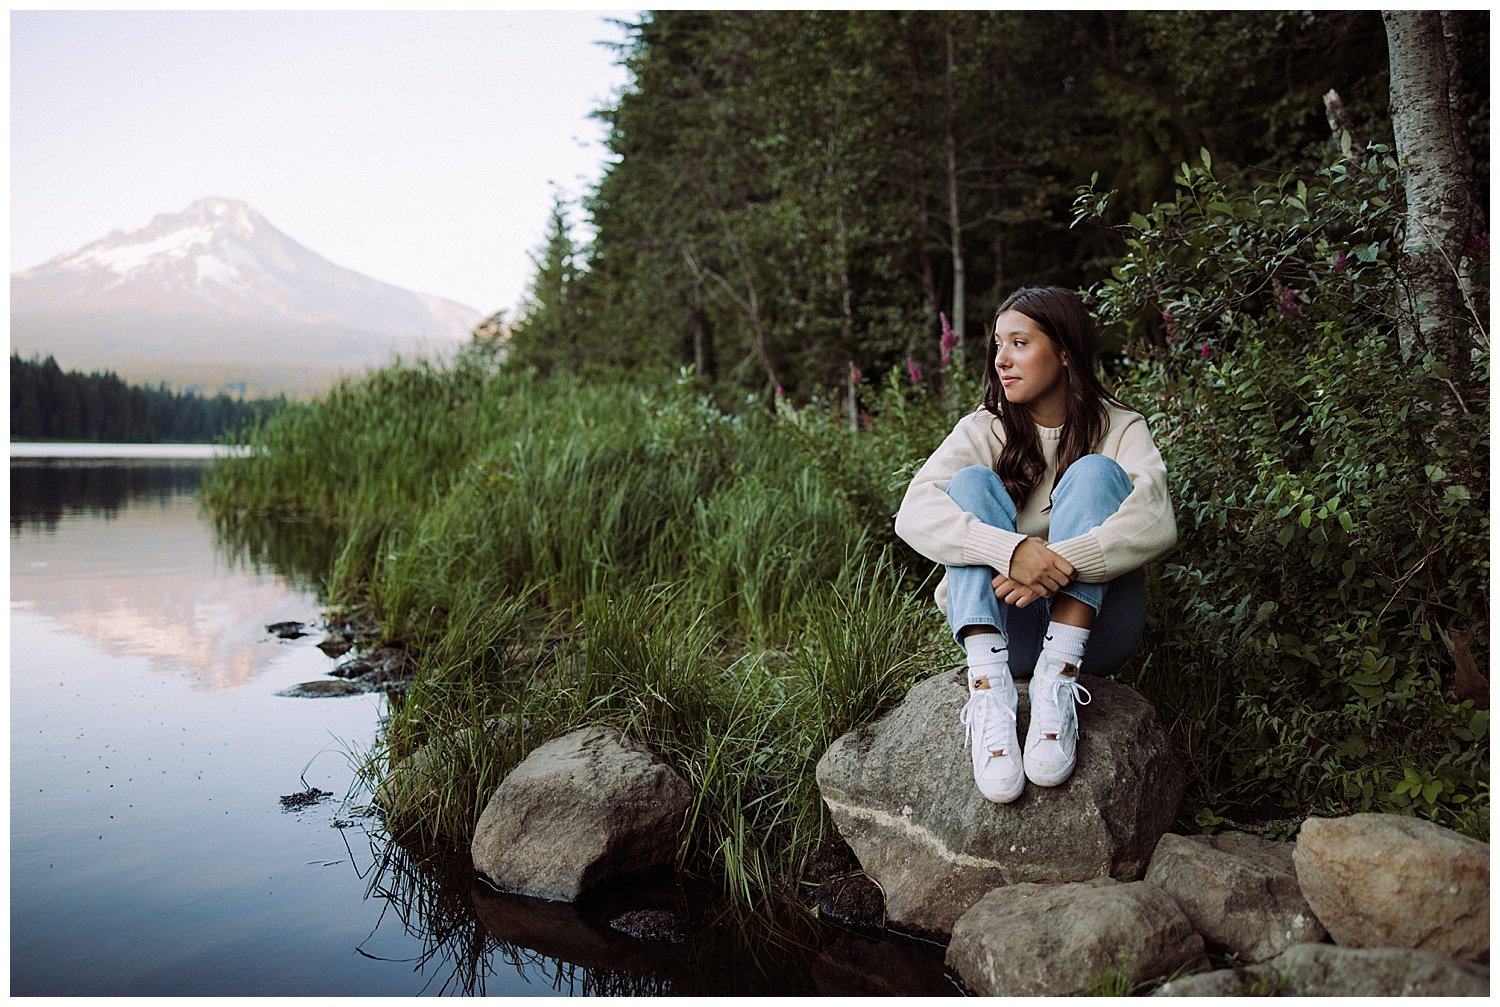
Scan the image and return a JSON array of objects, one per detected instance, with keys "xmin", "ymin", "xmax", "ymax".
[
  {"xmin": 906, "ymin": 357, "xmax": 923, "ymax": 385},
  {"xmin": 1272, "ymin": 277, "xmax": 1300, "ymax": 317},
  {"xmin": 1333, "ymin": 249, "xmax": 1349, "ymax": 272},
  {"xmin": 939, "ymin": 312, "xmax": 955, "ymax": 367},
  {"xmin": 1201, "ymin": 342, "xmax": 1211, "ymax": 360}
]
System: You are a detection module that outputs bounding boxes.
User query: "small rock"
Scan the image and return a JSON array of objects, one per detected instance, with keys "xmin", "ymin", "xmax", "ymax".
[
  {"xmin": 1145, "ymin": 831, "xmax": 1325, "ymax": 961},
  {"xmin": 946, "ymin": 879, "xmax": 1207, "ymax": 996},
  {"xmin": 608, "ymin": 909, "xmax": 686, "ymax": 943},
  {"xmin": 1294, "ymin": 813, "xmax": 1489, "ymax": 962},
  {"xmin": 471, "ymin": 726, "xmax": 693, "ymax": 902},
  {"xmin": 1153, "ymin": 943, "xmax": 1490, "ymax": 997},
  {"xmin": 267, "ymin": 620, "xmax": 307, "ymax": 639},
  {"xmin": 279, "ymin": 787, "xmax": 333, "ymax": 810},
  {"xmin": 812, "ymin": 875, "xmax": 886, "ymax": 928},
  {"xmin": 277, "ymin": 679, "xmax": 364, "ymax": 698},
  {"xmin": 1150, "ymin": 969, "xmax": 1262, "ymax": 996},
  {"xmin": 332, "ymin": 646, "xmax": 412, "ymax": 684},
  {"xmin": 316, "ymin": 633, "xmax": 354, "ymax": 658}
]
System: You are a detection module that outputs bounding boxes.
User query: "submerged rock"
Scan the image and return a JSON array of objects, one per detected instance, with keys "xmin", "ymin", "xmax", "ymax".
[
  {"xmin": 279, "ymin": 787, "xmax": 333, "ymax": 810},
  {"xmin": 332, "ymin": 646, "xmax": 412, "ymax": 687},
  {"xmin": 267, "ymin": 620, "xmax": 308, "ymax": 639},
  {"xmin": 316, "ymin": 633, "xmax": 354, "ymax": 658},
  {"xmin": 277, "ymin": 679, "xmax": 364, "ymax": 698},
  {"xmin": 471, "ymin": 726, "xmax": 693, "ymax": 902},
  {"xmin": 609, "ymin": 909, "xmax": 687, "ymax": 943},
  {"xmin": 816, "ymin": 670, "xmax": 1183, "ymax": 937}
]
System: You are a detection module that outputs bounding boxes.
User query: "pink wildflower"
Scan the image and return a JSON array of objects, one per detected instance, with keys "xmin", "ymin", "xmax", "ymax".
[
  {"xmin": 906, "ymin": 357, "xmax": 923, "ymax": 385},
  {"xmin": 1272, "ymin": 277, "xmax": 1300, "ymax": 317},
  {"xmin": 939, "ymin": 312, "xmax": 955, "ymax": 367},
  {"xmin": 775, "ymin": 385, "xmax": 783, "ymax": 399},
  {"xmin": 1333, "ymin": 249, "xmax": 1349, "ymax": 272},
  {"xmin": 1201, "ymin": 342, "xmax": 1211, "ymax": 360}
]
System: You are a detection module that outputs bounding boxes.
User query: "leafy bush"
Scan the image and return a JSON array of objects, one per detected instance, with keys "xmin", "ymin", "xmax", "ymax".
[{"xmin": 1078, "ymin": 147, "xmax": 1489, "ymax": 836}]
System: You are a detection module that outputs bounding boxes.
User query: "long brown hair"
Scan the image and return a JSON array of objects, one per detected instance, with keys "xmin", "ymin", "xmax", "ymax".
[{"xmin": 981, "ymin": 286, "xmax": 1121, "ymax": 510}]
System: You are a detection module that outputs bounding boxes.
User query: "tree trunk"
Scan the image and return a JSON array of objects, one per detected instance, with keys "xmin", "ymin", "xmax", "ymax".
[
  {"xmin": 691, "ymin": 295, "xmax": 716, "ymax": 381},
  {"xmin": 834, "ymin": 195, "xmax": 859, "ymax": 432},
  {"xmin": 944, "ymin": 29, "xmax": 966, "ymax": 360},
  {"xmin": 1382, "ymin": 10, "xmax": 1479, "ymax": 394}
]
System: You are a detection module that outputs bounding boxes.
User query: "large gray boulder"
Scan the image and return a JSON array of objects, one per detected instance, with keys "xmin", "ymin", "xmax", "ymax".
[
  {"xmin": 947, "ymin": 879, "xmax": 1208, "ymax": 995},
  {"xmin": 816, "ymin": 670, "xmax": 1183, "ymax": 936},
  {"xmin": 1145, "ymin": 831, "xmax": 1325, "ymax": 962},
  {"xmin": 1152, "ymin": 943, "xmax": 1490, "ymax": 997},
  {"xmin": 1293, "ymin": 813, "xmax": 1489, "ymax": 962},
  {"xmin": 471, "ymin": 726, "xmax": 693, "ymax": 901}
]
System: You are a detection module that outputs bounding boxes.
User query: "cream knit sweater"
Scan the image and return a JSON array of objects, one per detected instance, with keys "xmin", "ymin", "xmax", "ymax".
[{"xmin": 894, "ymin": 401, "xmax": 1178, "ymax": 609}]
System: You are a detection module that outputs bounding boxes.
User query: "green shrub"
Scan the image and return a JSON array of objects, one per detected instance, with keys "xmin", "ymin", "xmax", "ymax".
[{"xmin": 1079, "ymin": 147, "xmax": 1489, "ymax": 836}]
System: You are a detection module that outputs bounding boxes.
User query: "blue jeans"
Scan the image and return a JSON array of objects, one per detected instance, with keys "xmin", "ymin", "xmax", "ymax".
[{"xmin": 944, "ymin": 457, "xmax": 1146, "ymax": 676}]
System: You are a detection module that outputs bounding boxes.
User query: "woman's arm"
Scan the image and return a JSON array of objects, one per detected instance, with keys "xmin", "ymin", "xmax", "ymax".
[
  {"xmin": 1048, "ymin": 413, "xmax": 1178, "ymax": 583},
  {"xmin": 893, "ymin": 411, "xmax": 1030, "ymax": 578}
]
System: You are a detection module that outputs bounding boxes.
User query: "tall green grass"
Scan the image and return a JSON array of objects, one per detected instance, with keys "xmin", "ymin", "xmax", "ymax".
[{"xmin": 208, "ymin": 356, "xmax": 948, "ymax": 913}]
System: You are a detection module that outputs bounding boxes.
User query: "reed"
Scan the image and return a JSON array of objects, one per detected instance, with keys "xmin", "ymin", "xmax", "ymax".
[{"xmin": 209, "ymin": 356, "xmax": 949, "ymax": 914}]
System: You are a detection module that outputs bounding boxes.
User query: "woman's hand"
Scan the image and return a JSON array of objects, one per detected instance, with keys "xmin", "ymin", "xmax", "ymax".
[{"xmin": 993, "ymin": 537, "xmax": 1075, "ymax": 606}]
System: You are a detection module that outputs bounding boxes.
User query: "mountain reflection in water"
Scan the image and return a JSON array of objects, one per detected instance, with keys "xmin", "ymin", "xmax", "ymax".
[{"xmin": 11, "ymin": 457, "xmax": 333, "ymax": 690}]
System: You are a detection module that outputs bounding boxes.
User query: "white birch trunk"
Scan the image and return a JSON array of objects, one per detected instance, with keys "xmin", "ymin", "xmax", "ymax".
[{"xmin": 1382, "ymin": 10, "xmax": 1477, "ymax": 389}]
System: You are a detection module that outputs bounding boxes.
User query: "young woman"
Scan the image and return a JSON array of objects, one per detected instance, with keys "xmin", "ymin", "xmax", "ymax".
[{"xmin": 894, "ymin": 286, "xmax": 1177, "ymax": 804}]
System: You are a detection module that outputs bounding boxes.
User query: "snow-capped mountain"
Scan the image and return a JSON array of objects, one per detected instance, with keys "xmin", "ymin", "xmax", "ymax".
[{"xmin": 11, "ymin": 198, "xmax": 484, "ymax": 396}]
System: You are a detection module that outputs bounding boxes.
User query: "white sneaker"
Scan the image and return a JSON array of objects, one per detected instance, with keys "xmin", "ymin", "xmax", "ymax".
[
  {"xmin": 1024, "ymin": 657, "xmax": 1092, "ymax": 787},
  {"xmin": 959, "ymin": 668, "xmax": 1024, "ymax": 803}
]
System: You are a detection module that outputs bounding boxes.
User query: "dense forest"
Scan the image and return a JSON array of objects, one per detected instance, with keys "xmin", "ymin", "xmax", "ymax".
[
  {"xmin": 208, "ymin": 10, "xmax": 1489, "ymax": 924},
  {"xmin": 10, "ymin": 354, "xmax": 286, "ymax": 443},
  {"xmin": 506, "ymin": 10, "xmax": 1486, "ymax": 408}
]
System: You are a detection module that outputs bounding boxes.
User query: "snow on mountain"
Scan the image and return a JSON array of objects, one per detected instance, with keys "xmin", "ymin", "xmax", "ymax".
[{"xmin": 11, "ymin": 198, "xmax": 485, "ymax": 396}]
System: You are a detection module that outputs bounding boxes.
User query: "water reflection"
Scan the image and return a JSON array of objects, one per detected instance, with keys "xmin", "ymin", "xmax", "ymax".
[
  {"xmin": 212, "ymin": 511, "xmax": 338, "ymax": 595},
  {"xmin": 10, "ymin": 457, "xmax": 205, "ymax": 530},
  {"xmin": 10, "ymin": 458, "xmax": 328, "ymax": 691},
  {"xmin": 358, "ymin": 839, "xmax": 958, "ymax": 996}
]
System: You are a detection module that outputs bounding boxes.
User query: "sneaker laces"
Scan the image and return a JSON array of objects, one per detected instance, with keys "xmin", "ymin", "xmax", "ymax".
[
  {"xmin": 960, "ymin": 685, "xmax": 1017, "ymax": 759},
  {"xmin": 1034, "ymin": 672, "xmax": 1092, "ymax": 740}
]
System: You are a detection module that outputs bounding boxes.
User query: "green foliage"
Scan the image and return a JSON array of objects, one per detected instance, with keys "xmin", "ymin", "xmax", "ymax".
[
  {"xmin": 506, "ymin": 194, "xmax": 591, "ymax": 375},
  {"xmin": 1080, "ymin": 150, "xmax": 1489, "ymax": 836},
  {"xmin": 575, "ymin": 11, "xmax": 1439, "ymax": 406},
  {"xmin": 207, "ymin": 356, "xmax": 952, "ymax": 912}
]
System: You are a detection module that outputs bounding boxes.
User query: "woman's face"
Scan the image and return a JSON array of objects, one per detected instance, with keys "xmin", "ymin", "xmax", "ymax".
[{"xmin": 993, "ymin": 309, "xmax": 1069, "ymax": 424}]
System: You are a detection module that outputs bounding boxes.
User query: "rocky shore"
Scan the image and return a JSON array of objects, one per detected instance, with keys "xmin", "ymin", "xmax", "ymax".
[
  {"xmin": 278, "ymin": 623, "xmax": 1486, "ymax": 997},
  {"xmin": 438, "ymin": 669, "xmax": 1489, "ymax": 997}
]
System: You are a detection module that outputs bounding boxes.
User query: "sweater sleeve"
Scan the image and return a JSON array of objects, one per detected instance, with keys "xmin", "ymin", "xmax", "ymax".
[
  {"xmin": 893, "ymin": 411, "xmax": 1028, "ymax": 577},
  {"xmin": 1048, "ymin": 412, "xmax": 1178, "ymax": 583}
]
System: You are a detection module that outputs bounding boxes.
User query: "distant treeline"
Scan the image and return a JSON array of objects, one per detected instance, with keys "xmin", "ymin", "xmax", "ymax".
[{"xmin": 10, "ymin": 354, "xmax": 287, "ymax": 443}]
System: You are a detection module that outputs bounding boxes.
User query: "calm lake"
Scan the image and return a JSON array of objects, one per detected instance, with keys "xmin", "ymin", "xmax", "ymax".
[{"xmin": 9, "ymin": 446, "xmax": 956, "ymax": 996}]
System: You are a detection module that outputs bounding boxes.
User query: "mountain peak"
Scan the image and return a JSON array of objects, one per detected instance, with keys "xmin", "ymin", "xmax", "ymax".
[{"xmin": 12, "ymin": 198, "xmax": 483, "ymax": 396}]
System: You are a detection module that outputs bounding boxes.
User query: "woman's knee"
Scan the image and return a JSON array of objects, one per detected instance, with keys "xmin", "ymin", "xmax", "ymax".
[
  {"xmin": 946, "ymin": 465, "xmax": 1009, "ymax": 510},
  {"xmin": 1057, "ymin": 453, "xmax": 1131, "ymax": 494}
]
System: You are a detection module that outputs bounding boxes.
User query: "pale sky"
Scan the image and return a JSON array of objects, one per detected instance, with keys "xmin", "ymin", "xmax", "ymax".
[{"xmin": 10, "ymin": 10, "xmax": 638, "ymax": 318}]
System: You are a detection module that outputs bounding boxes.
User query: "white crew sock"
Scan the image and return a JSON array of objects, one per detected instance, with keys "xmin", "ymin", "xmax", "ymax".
[
  {"xmin": 1041, "ymin": 621, "xmax": 1090, "ymax": 669},
  {"xmin": 963, "ymin": 631, "xmax": 1008, "ymax": 683}
]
